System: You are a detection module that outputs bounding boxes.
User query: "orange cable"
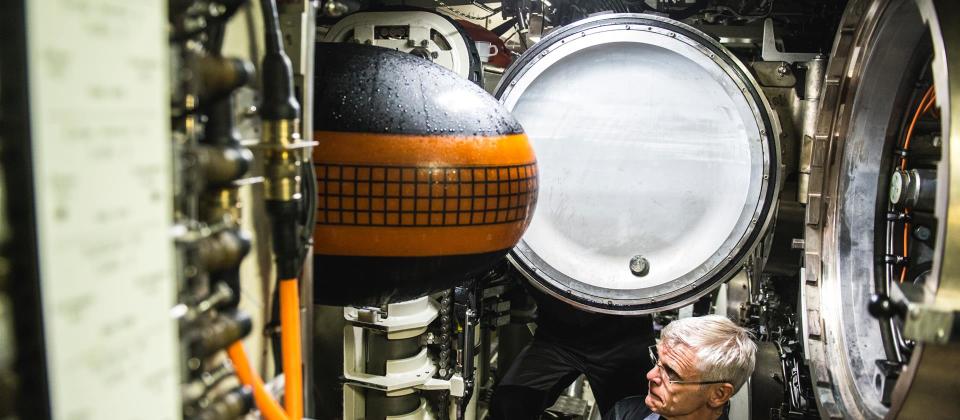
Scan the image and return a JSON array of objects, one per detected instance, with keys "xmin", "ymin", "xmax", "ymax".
[
  {"xmin": 280, "ymin": 278, "xmax": 303, "ymax": 420},
  {"xmin": 922, "ymin": 93, "xmax": 937, "ymax": 114},
  {"xmin": 898, "ymin": 85, "xmax": 936, "ymax": 283},
  {"xmin": 227, "ymin": 342, "xmax": 290, "ymax": 420},
  {"xmin": 900, "ymin": 86, "xmax": 935, "ymax": 170},
  {"xmin": 900, "ymin": 212, "xmax": 910, "ymax": 284}
]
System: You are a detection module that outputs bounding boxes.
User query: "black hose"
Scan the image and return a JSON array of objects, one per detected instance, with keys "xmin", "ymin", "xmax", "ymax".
[
  {"xmin": 259, "ymin": 0, "xmax": 300, "ymax": 120},
  {"xmin": 266, "ymin": 200, "xmax": 302, "ymax": 279},
  {"xmin": 260, "ymin": 0, "xmax": 303, "ymax": 277},
  {"xmin": 269, "ymin": 284, "xmax": 284, "ymax": 374},
  {"xmin": 666, "ymin": 0, "xmax": 708, "ymax": 20},
  {"xmin": 260, "ymin": 0, "xmax": 282, "ymax": 54},
  {"xmin": 207, "ymin": 21, "xmax": 227, "ymax": 54},
  {"xmin": 491, "ymin": 18, "xmax": 518, "ymax": 36},
  {"xmin": 299, "ymin": 162, "xmax": 317, "ymax": 266}
]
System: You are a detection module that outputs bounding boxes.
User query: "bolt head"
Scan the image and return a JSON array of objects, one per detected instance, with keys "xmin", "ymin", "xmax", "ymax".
[
  {"xmin": 776, "ymin": 63, "xmax": 791, "ymax": 77},
  {"xmin": 629, "ymin": 255, "xmax": 650, "ymax": 276}
]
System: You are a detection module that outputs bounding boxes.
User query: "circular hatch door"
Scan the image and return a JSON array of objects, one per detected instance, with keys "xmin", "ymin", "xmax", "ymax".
[{"xmin": 496, "ymin": 13, "xmax": 780, "ymax": 314}]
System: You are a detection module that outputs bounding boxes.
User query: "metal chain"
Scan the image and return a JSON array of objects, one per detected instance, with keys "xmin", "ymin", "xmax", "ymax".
[{"xmin": 438, "ymin": 289, "xmax": 453, "ymax": 377}]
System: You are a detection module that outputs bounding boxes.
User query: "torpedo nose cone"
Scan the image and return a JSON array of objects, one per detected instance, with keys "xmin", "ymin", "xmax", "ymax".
[{"xmin": 311, "ymin": 43, "xmax": 537, "ymax": 306}]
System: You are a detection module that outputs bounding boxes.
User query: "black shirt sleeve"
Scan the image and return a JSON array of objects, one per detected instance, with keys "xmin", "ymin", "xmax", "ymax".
[
  {"xmin": 604, "ymin": 397, "xmax": 732, "ymax": 420},
  {"xmin": 603, "ymin": 396, "xmax": 653, "ymax": 420}
]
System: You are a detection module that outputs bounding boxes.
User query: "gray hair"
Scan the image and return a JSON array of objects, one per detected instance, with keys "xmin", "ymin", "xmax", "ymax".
[{"xmin": 660, "ymin": 314, "xmax": 757, "ymax": 392}]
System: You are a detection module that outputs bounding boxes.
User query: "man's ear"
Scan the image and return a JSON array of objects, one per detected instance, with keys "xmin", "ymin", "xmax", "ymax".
[{"xmin": 706, "ymin": 383, "xmax": 735, "ymax": 408}]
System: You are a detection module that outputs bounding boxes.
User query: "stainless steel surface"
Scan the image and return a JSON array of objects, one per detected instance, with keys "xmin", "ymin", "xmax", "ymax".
[
  {"xmin": 751, "ymin": 61, "xmax": 798, "ymax": 88},
  {"xmin": 804, "ymin": 0, "xmax": 960, "ymax": 418},
  {"xmin": 497, "ymin": 13, "xmax": 780, "ymax": 314},
  {"xmin": 798, "ymin": 56, "xmax": 827, "ymax": 204},
  {"xmin": 903, "ymin": 303, "xmax": 959, "ymax": 344},
  {"xmin": 891, "ymin": 0, "xmax": 960, "ymax": 418},
  {"xmin": 805, "ymin": 1, "xmax": 925, "ymax": 416},
  {"xmin": 725, "ymin": 271, "xmax": 751, "ymax": 325},
  {"xmin": 760, "ymin": 18, "xmax": 820, "ymax": 63}
]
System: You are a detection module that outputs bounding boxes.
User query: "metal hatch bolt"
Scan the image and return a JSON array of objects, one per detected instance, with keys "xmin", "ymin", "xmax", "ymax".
[{"xmin": 630, "ymin": 255, "xmax": 650, "ymax": 277}]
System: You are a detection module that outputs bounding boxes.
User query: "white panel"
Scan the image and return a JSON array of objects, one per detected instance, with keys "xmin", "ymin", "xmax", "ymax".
[{"xmin": 26, "ymin": 0, "xmax": 180, "ymax": 418}]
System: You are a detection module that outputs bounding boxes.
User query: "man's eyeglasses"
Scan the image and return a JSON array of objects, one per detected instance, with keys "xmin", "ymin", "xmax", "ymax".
[{"xmin": 648, "ymin": 345, "xmax": 731, "ymax": 385}]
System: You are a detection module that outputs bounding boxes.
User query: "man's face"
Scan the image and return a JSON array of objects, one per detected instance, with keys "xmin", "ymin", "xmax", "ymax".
[{"xmin": 644, "ymin": 342, "xmax": 713, "ymax": 416}]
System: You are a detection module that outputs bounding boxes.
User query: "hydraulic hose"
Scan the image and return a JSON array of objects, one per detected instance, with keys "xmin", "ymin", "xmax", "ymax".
[
  {"xmin": 258, "ymin": 1, "xmax": 308, "ymax": 418},
  {"xmin": 227, "ymin": 342, "xmax": 289, "ymax": 420},
  {"xmin": 280, "ymin": 278, "xmax": 303, "ymax": 420},
  {"xmin": 265, "ymin": 204, "xmax": 304, "ymax": 419}
]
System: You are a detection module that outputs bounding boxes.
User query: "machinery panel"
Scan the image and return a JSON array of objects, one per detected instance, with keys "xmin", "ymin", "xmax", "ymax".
[{"xmin": 25, "ymin": 0, "xmax": 181, "ymax": 417}]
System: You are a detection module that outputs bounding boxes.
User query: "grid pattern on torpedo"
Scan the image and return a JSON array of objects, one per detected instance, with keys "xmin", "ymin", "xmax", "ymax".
[{"xmin": 316, "ymin": 163, "xmax": 538, "ymax": 227}]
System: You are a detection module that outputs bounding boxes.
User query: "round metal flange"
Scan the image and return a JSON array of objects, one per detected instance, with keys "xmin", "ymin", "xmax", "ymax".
[
  {"xmin": 496, "ymin": 13, "xmax": 780, "ymax": 314},
  {"xmin": 322, "ymin": 9, "xmax": 484, "ymax": 86},
  {"xmin": 802, "ymin": 0, "xmax": 960, "ymax": 418}
]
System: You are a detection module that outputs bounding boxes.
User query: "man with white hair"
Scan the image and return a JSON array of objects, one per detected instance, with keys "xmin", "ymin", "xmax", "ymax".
[{"xmin": 604, "ymin": 315, "xmax": 757, "ymax": 420}]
